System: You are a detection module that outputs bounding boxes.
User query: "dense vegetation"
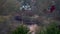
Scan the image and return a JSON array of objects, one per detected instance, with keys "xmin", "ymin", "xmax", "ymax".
[
  {"xmin": 12, "ymin": 24, "xmax": 29, "ymax": 34},
  {"xmin": 11, "ymin": 22, "xmax": 60, "ymax": 34}
]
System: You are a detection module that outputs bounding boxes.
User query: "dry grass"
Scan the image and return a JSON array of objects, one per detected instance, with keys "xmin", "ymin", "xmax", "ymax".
[{"xmin": 0, "ymin": 15, "xmax": 12, "ymax": 23}]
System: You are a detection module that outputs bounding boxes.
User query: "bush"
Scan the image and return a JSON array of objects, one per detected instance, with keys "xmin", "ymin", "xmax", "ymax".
[
  {"xmin": 40, "ymin": 22, "xmax": 60, "ymax": 34},
  {"xmin": 11, "ymin": 22, "xmax": 60, "ymax": 34},
  {"xmin": 12, "ymin": 24, "xmax": 29, "ymax": 34}
]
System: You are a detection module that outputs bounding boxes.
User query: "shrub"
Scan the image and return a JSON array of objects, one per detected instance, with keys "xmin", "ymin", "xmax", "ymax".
[
  {"xmin": 12, "ymin": 24, "xmax": 29, "ymax": 34},
  {"xmin": 40, "ymin": 22, "xmax": 60, "ymax": 34},
  {"xmin": 11, "ymin": 22, "xmax": 60, "ymax": 34}
]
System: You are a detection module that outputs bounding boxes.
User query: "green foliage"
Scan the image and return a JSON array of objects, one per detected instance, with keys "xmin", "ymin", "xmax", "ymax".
[
  {"xmin": 12, "ymin": 24, "xmax": 29, "ymax": 34},
  {"xmin": 11, "ymin": 22, "xmax": 60, "ymax": 34},
  {"xmin": 40, "ymin": 22, "xmax": 60, "ymax": 34}
]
